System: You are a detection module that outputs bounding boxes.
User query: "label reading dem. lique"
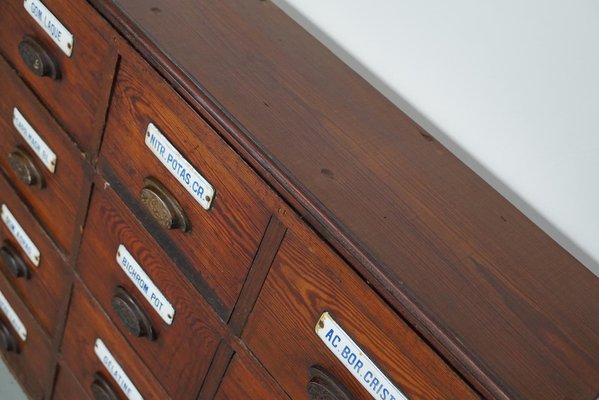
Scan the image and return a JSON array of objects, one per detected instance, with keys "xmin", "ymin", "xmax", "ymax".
[
  {"xmin": 116, "ymin": 244, "xmax": 175, "ymax": 325},
  {"xmin": 145, "ymin": 123, "xmax": 215, "ymax": 210},
  {"xmin": 1, "ymin": 204, "xmax": 40, "ymax": 267},
  {"xmin": 94, "ymin": 338, "xmax": 143, "ymax": 400},
  {"xmin": 13, "ymin": 107, "xmax": 57, "ymax": 173},
  {"xmin": 316, "ymin": 312, "xmax": 408, "ymax": 400},
  {"xmin": 24, "ymin": 0, "xmax": 74, "ymax": 57},
  {"xmin": 0, "ymin": 289, "xmax": 27, "ymax": 341}
]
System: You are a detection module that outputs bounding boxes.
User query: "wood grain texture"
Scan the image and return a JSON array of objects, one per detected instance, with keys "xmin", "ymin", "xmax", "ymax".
[
  {"xmin": 0, "ymin": 272, "xmax": 53, "ymax": 400},
  {"xmin": 92, "ymin": 1, "xmax": 599, "ymax": 397},
  {"xmin": 244, "ymin": 229, "xmax": 479, "ymax": 400},
  {"xmin": 98, "ymin": 44, "xmax": 273, "ymax": 319},
  {"xmin": 0, "ymin": 55, "xmax": 89, "ymax": 254},
  {"xmin": 61, "ymin": 280, "xmax": 170, "ymax": 399},
  {"xmin": 76, "ymin": 179, "xmax": 224, "ymax": 400},
  {"xmin": 0, "ymin": 171, "xmax": 70, "ymax": 338},
  {"xmin": 52, "ymin": 361, "xmax": 90, "ymax": 400},
  {"xmin": 0, "ymin": 0, "xmax": 118, "ymax": 158}
]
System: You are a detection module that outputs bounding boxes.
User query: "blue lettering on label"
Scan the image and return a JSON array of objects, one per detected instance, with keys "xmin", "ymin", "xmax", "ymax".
[{"xmin": 121, "ymin": 256, "xmax": 149, "ymax": 294}]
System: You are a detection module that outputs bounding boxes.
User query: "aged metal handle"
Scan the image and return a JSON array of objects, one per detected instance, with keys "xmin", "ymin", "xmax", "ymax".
[
  {"xmin": 0, "ymin": 321, "xmax": 18, "ymax": 353},
  {"xmin": 111, "ymin": 286, "xmax": 156, "ymax": 340},
  {"xmin": 18, "ymin": 35, "xmax": 60, "ymax": 80},
  {"xmin": 0, "ymin": 241, "xmax": 30, "ymax": 279},
  {"xmin": 8, "ymin": 146, "xmax": 45, "ymax": 189},
  {"xmin": 90, "ymin": 373, "xmax": 119, "ymax": 400},
  {"xmin": 307, "ymin": 366, "xmax": 355, "ymax": 400},
  {"xmin": 140, "ymin": 177, "xmax": 189, "ymax": 232}
]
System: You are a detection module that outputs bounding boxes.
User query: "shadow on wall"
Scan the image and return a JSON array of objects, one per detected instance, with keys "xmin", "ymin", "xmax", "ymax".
[{"xmin": 272, "ymin": 0, "xmax": 599, "ymax": 277}]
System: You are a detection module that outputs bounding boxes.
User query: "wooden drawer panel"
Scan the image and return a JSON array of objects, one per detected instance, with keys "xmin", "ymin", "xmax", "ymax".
[
  {"xmin": 99, "ymin": 48, "xmax": 271, "ymax": 318},
  {"xmin": 0, "ymin": 56, "xmax": 89, "ymax": 253},
  {"xmin": 244, "ymin": 229, "xmax": 478, "ymax": 400},
  {"xmin": 0, "ymin": 273, "xmax": 52, "ymax": 400},
  {"xmin": 0, "ymin": 172, "xmax": 69, "ymax": 338},
  {"xmin": 215, "ymin": 354, "xmax": 289, "ymax": 400},
  {"xmin": 77, "ymin": 180, "xmax": 223, "ymax": 400},
  {"xmin": 0, "ymin": 0, "xmax": 117, "ymax": 156},
  {"xmin": 52, "ymin": 362, "xmax": 90, "ymax": 400},
  {"xmin": 61, "ymin": 281, "xmax": 170, "ymax": 399}
]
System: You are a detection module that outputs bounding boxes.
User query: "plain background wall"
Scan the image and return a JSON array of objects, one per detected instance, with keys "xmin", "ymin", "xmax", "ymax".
[{"xmin": 273, "ymin": 0, "xmax": 599, "ymax": 277}]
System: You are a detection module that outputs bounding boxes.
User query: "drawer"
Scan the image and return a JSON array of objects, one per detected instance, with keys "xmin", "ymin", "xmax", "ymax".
[
  {"xmin": 0, "ymin": 273, "xmax": 53, "ymax": 400},
  {"xmin": 61, "ymin": 281, "xmax": 170, "ymax": 399},
  {"xmin": 244, "ymin": 230, "xmax": 479, "ymax": 400},
  {"xmin": 52, "ymin": 362, "xmax": 89, "ymax": 400},
  {"xmin": 0, "ymin": 55, "xmax": 89, "ymax": 253},
  {"xmin": 215, "ymin": 354, "xmax": 289, "ymax": 400},
  {"xmin": 77, "ymin": 180, "xmax": 223, "ymax": 400},
  {"xmin": 0, "ymin": 172, "xmax": 70, "ymax": 338},
  {"xmin": 99, "ymin": 48, "xmax": 271, "ymax": 318},
  {"xmin": 0, "ymin": 0, "xmax": 117, "ymax": 155}
]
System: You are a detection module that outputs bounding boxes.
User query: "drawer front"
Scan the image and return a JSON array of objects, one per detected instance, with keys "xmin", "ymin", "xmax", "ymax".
[
  {"xmin": 0, "ymin": 172, "xmax": 69, "ymax": 337},
  {"xmin": 244, "ymin": 230, "xmax": 478, "ymax": 400},
  {"xmin": 52, "ymin": 362, "xmax": 90, "ymax": 400},
  {"xmin": 62, "ymin": 282, "xmax": 170, "ymax": 399},
  {"xmin": 77, "ymin": 181, "xmax": 223, "ymax": 400},
  {"xmin": 0, "ymin": 0, "xmax": 117, "ymax": 155},
  {"xmin": 0, "ymin": 274, "xmax": 52, "ymax": 400},
  {"xmin": 215, "ymin": 354, "xmax": 289, "ymax": 400},
  {"xmin": 0, "ymin": 56, "xmax": 88, "ymax": 253},
  {"xmin": 99, "ymin": 49, "xmax": 271, "ymax": 318}
]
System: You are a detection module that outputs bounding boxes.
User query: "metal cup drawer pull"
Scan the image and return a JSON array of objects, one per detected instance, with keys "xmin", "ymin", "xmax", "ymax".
[
  {"xmin": 8, "ymin": 146, "xmax": 45, "ymax": 189},
  {"xmin": 111, "ymin": 286, "xmax": 156, "ymax": 341},
  {"xmin": 307, "ymin": 366, "xmax": 355, "ymax": 400},
  {"xmin": 0, "ymin": 241, "xmax": 30, "ymax": 279},
  {"xmin": 0, "ymin": 321, "xmax": 18, "ymax": 353},
  {"xmin": 140, "ymin": 177, "xmax": 189, "ymax": 232},
  {"xmin": 90, "ymin": 373, "xmax": 119, "ymax": 400},
  {"xmin": 18, "ymin": 36, "xmax": 60, "ymax": 80}
]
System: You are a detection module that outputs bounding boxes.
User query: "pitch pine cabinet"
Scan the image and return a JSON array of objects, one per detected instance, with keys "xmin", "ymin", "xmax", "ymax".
[{"xmin": 0, "ymin": 0, "xmax": 597, "ymax": 399}]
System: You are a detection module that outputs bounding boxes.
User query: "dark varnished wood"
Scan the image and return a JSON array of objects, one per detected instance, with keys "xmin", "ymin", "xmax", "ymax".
[
  {"xmin": 0, "ymin": 0, "xmax": 118, "ymax": 158},
  {"xmin": 92, "ymin": 1, "xmax": 599, "ymax": 398},
  {"xmin": 61, "ymin": 280, "xmax": 170, "ymax": 399},
  {"xmin": 98, "ymin": 44, "xmax": 273, "ymax": 319},
  {"xmin": 0, "ymin": 272, "xmax": 53, "ymax": 400},
  {"xmin": 0, "ymin": 55, "xmax": 90, "ymax": 254},
  {"xmin": 0, "ymin": 171, "xmax": 70, "ymax": 338},
  {"xmin": 52, "ymin": 361, "xmax": 90, "ymax": 400},
  {"xmin": 244, "ymin": 228, "xmax": 479, "ymax": 399},
  {"xmin": 76, "ymin": 178, "xmax": 224, "ymax": 399}
]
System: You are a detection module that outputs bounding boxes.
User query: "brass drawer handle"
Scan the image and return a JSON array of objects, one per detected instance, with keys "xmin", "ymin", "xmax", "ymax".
[
  {"xmin": 111, "ymin": 286, "xmax": 156, "ymax": 341},
  {"xmin": 0, "ymin": 321, "xmax": 18, "ymax": 353},
  {"xmin": 8, "ymin": 146, "xmax": 45, "ymax": 189},
  {"xmin": 140, "ymin": 177, "xmax": 189, "ymax": 232},
  {"xmin": 18, "ymin": 35, "xmax": 60, "ymax": 80},
  {"xmin": 307, "ymin": 366, "xmax": 355, "ymax": 400},
  {"xmin": 0, "ymin": 241, "xmax": 30, "ymax": 279},
  {"xmin": 90, "ymin": 373, "xmax": 119, "ymax": 400}
]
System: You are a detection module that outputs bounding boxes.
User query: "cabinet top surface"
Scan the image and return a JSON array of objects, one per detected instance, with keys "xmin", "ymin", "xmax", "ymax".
[{"xmin": 90, "ymin": 0, "xmax": 599, "ymax": 398}]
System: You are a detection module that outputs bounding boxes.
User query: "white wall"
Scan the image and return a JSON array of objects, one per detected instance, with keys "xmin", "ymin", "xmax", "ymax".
[{"xmin": 273, "ymin": 0, "xmax": 599, "ymax": 277}]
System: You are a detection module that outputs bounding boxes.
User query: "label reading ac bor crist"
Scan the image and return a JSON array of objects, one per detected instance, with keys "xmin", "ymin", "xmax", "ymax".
[
  {"xmin": 1, "ymin": 204, "xmax": 40, "ymax": 267},
  {"xmin": 0, "ymin": 290, "xmax": 27, "ymax": 341},
  {"xmin": 145, "ymin": 123, "xmax": 215, "ymax": 210},
  {"xmin": 94, "ymin": 338, "xmax": 143, "ymax": 400},
  {"xmin": 23, "ymin": 0, "xmax": 74, "ymax": 57},
  {"xmin": 116, "ymin": 244, "xmax": 175, "ymax": 325},
  {"xmin": 13, "ymin": 108, "xmax": 57, "ymax": 173},
  {"xmin": 316, "ymin": 312, "xmax": 408, "ymax": 400}
]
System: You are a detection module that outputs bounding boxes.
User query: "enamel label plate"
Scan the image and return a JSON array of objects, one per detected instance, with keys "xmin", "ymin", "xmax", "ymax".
[
  {"xmin": 13, "ymin": 108, "xmax": 57, "ymax": 173},
  {"xmin": 316, "ymin": 312, "xmax": 408, "ymax": 400},
  {"xmin": 145, "ymin": 123, "xmax": 215, "ymax": 210},
  {"xmin": 0, "ymin": 290, "xmax": 27, "ymax": 341},
  {"xmin": 24, "ymin": 0, "xmax": 74, "ymax": 57},
  {"xmin": 94, "ymin": 338, "xmax": 144, "ymax": 400},
  {"xmin": 1, "ymin": 204, "xmax": 40, "ymax": 267},
  {"xmin": 116, "ymin": 244, "xmax": 175, "ymax": 325}
]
